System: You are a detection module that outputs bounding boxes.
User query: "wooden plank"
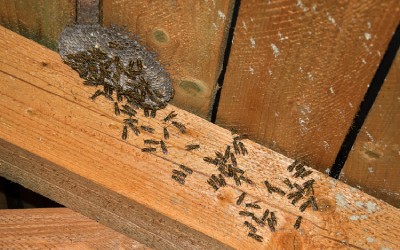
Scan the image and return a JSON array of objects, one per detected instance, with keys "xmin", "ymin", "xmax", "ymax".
[
  {"xmin": 340, "ymin": 50, "xmax": 400, "ymax": 208},
  {"xmin": 0, "ymin": 0, "xmax": 76, "ymax": 50},
  {"xmin": 215, "ymin": 0, "xmax": 400, "ymax": 172},
  {"xmin": 1, "ymin": 26, "xmax": 400, "ymax": 250},
  {"xmin": 0, "ymin": 208, "xmax": 149, "ymax": 249},
  {"xmin": 102, "ymin": 0, "xmax": 234, "ymax": 119}
]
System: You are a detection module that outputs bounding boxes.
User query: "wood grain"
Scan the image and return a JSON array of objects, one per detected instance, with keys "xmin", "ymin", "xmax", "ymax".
[
  {"xmin": 215, "ymin": 0, "xmax": 400, "ymax": 172},
  {"xmin": 102, "ymin": 0, "xmax": 234, "ymax": 119},
  {"xmin": 0, "ymin": 208, "xmax": 149, "ymax": 249},
  {"xmin": 340, "ymin": 50, "xmax": 400, "ymax": 208},
  {"xmin": 0, "ymin": 0, "xmax": 76, "ymax": 50},
  {"xmin": 1, "ymin": 25, "xmax": 400, "ymax": 249}
]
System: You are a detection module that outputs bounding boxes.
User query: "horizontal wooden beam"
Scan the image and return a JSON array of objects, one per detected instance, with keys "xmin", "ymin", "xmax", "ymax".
[
  {"xmin": 0, "ymin": 25, "xmax": 399, "ymax": 249},
  {"xmin": 0, "ymin": 208, "xmax": 147, "ymax": 249}
]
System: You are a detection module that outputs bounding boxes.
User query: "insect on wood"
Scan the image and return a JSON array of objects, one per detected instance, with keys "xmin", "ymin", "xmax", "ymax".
[
  {"xmin": 163, "ymin": 127, "xmax": 170, "ymax": 140},
  {"xmin": 121, "ymin": 125, "xmax": 128, "ymax": 140},
  {"xmin": 294, "ymin": 216, "xmax": 302, "ymax": 230},
  {"xmin": 171, "ymin": 121, "xmax": 186, "ymax": 133},
  {"xmin": 248, "ymin": 232, "xmax": 263, "ymax": 242},
  {"xmin": 236, "ymin": 192, "xmax": 246, "ymax": 206},
  {"xmin": 185, "ymin": 144, "xmax": 200, "ymax": 151},
  {"xmin": 160, "ymin": 140, "xmax": 168, "ymax": 154},
  {"xmin": 179, "ymin": 165, "xmax": 193, "ymax": 174},
  {"xmin": 141, "ymin": 147, "xmax": 156, "ymax": 152},
  {"xmin": 244, "ymin": 221, "xmax": 257, "ymax": 233}
]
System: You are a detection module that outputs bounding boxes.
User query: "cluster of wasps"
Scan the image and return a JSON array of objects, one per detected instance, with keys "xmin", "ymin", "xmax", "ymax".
[{"xmin": 64, "ymin": 45, "xmax": 320, "ymax": 244}]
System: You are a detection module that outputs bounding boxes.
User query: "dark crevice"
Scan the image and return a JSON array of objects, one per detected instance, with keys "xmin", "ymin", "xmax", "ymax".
[
  {"xmin": 210, "ymin": 0, "xmax": 241, "ymax": 123},
  {"xmin": 329, "ymin": 24, "xmax": 400, "ymax": 179}
]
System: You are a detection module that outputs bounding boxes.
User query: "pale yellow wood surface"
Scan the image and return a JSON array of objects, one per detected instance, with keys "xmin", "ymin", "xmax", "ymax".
[
  {"xmin": 102, "ymin": 0, "xmax": 234, "ymax": 119},
  {"xmin": 0, "ymin": 0, "xmax": 76, "ymax": 50},
  {"xmin": 340, "ymin": 50, "xmax": 400, "ymax": 208},
  {"xmin": 0, "ymin": 208, "xmax": 149, "ymax": 249},
  {"xmin": 216, "ymin": 0, "xmax": 400, "ymax": 172},
  {"xmin": 1, "ymin": 26, "xmax": 400, "ymax": 249}
]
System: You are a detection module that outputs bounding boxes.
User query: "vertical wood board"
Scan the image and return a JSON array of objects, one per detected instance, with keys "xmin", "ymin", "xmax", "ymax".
[
  {"xmin": 102, "ymin": 0, "xmax": 235, "ymax": 119},
  {"xmin": 216, "ymin": 0, "xmax": 400, "ymax": 172},
  {"xmin": 0, "ymin": 0, "xmax": 76, "ymax": 50},
  {"xmin": 340, "ymin": 50, "xmax": 400, "ymax": 208}
]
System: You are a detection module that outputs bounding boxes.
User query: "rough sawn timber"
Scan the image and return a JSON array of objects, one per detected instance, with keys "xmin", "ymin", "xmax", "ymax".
[
  {"xmin": 0, "ymin": 208, "xmax": 149, "ymax": 249},
  {"xmin": 0, "ymin": 26, "xmax": 399, "ymax": 249}
]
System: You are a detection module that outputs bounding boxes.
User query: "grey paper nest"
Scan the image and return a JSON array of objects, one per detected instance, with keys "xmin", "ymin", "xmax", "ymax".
[{"xmin": 58, "ymin": 24, "xmax": 174, "ymax": 110}]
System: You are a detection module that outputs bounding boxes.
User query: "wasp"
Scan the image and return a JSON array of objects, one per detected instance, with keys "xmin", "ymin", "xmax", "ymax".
[
  {"xmin": 283, "ymin": 178, "xmax": 294, "ymax": 189},
  {"xmin": 128, "ymin": 124, "xmax": 140, "ymax": 136},
  {"xmin": 303, "ymin": 179, "xmax": 315, "ymax": 195},
  {"xmin": 270, "ymin": 212, "xmax": 277, "ymax": 226},
  {"xmin": 261, "ymin": 209, "xmax": 269, "ymax": 222},
  {"xmin": 172, "ymin": 170, "xmax": 187, "ymax": 178},
  {"xmin": 140, "ymin": 125, "xmax": 155, "ymax": 133},
  {"xmin": 137, "ymin": 59, "xmax": 143, "ymax": 71},
  {"xmin": 248, "ymin": 232, "xmax": 263, "ymax": 242},
  {"xmin": 233, "ymin": 140, "xmax": 240, "ymax": 154},
  {"xmin": 203, "ymin": 157, "xmax": 218, "ymax": 165},
  {"xmin": 244, "ymin": 221, "xmax": 257, "ymax": 233},
  {"xmin": 144, "ymin": 139, "xmax": 159, "ymax": 145},
  {"xmin": 218, "ymin": 165, "xmax": 230, "ymax": 178},
  {"xmin": 240, "ymin": 175, "xmax": 254, "ymax": 185},
  {"xmin": 215, "ymin": 151, "xmax": 224, "ymax": 160},
  {"xmin": 172, "ymin": 175, "xmax": 185, "ymax": 185},
  {"xmin": 310, "ymin": 196, "xmax": 318, "ymax": 211},
  {"xmin": 294, "ymin": 167, "xmax": 306, "ymax": 178},
  {"xmin": 252, "ymin": 215, "xmax": 265, "ymax": 227},
  {"xmin": 224, "ymin": 145, "xmax": 231, "ymax": 162},
  {"xmin": 236, "ymin": 192, "xmax": 246, "ymax": 206},
  {"xmin": 141, "ymin": 147, "xmax": 156, "ymax": 152},
  {"xmin": 267, "ymin": 218, "xmax": 275, "ymax": 232},
  {"xmin": 163, "ymin": 127, "xmax": 170, "ymax": 140},
  {"xmin": 239, "ymin": 211, "xmax": 253, "ymax": 217},
  {"xmin": 144, "ymin": 109, "xmax": 150, "ymax": 117},
  {"xmin": 245, "ymin": 202, "xmax": 261, "ymax": 209},
  {"xmin": 113, "ymin": 102, "xmax": 120, "ymax": 116},
  {"xmin": 122, "ymin": 104, "xmax": 137, "ymax": 116},
  {"xmin": 299, "ymin": 199, "xmax": 311, "ymax": 212},
  {"xmin": 123, "ymin": 118, "xmax": 138, "ymax": 124},
  {"xmin": 230, "ymin": 153, "xmax": 237, "ymax": 167},
  {"xmin": 179, "ymin": 165, "xmax": 193, "ymax": 174},
  {"xmin": 160, "ymin": 140, "xmax": 168, "ymax": 154},
  {"xmin": 210, "ymin": 174, "xmax": 223, "ymax": 187},
  {"xmin": 163, "ymin": 111, "xmax": 177, "ymax": 122},
  {"xmin": 233, "ymin": 172, "xmax": 241, "ymax": 186},
  {"xmin": 294, "ymin": 216, "xmax": 302, "ymax": 230},
  {"xmin": 238, "ymin": 141, "xmax": 248, "ymax": 155},
  {"xmin": 150, "ymin": 109, "xmax": 157, "ymax": 118},
  {"xmin": 185, "ymin": 144, "xmax": 200, "ymax": 151},
  {"xmin": 122, "ymin": 125, "xmax": 128, "ymax": 140},
  {"xmin": 108, "ymin": 41, "xmax": 122, "ymax": 49},
  {"xmin": 293, "ymin": 183, "xmax": 304, "ymax": 194},
  {"xmin": 171, "ymin": 121, "xmax": 186, "ymax": 133},
  {"xmin": 90, "ymin": 90, "xmax": 104, "ymax": 100},
  {"xmin": 291, "ymin": 193, "xmax": 303, "ymax": 205},
  {"xmin": 300, "ymin": 170, "xmax": 313, "ymax": 178},
  {"xmin": 287, "ymin": 160, "xmax": 298, "ymax": 172},
  {"xmin": 217, "ymin": 174, "xmax": 226, "ymax": 186},
  {"xmin": 207, "ymin": 179, "xmax": 219, "ymax": 191}
]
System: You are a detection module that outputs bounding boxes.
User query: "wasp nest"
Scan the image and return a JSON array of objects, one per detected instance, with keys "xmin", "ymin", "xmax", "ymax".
[{"xmin": 58, "ymin": 24, "xmax": 174, "ymax": 110}]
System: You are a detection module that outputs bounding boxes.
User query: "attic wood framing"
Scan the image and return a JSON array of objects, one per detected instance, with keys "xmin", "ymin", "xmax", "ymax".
[{"xmin": 0, "ymin": 26, "xmax": 399, "ymax": 249}]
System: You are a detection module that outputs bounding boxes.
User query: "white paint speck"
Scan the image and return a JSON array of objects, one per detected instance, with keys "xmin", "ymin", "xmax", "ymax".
[
  {"xmin": 325, "ymin": 168, "xmax": 330, "ymax": 174},
  {"xmin": 250, "ymin": 37, "xmax": 256, "ymax": 48},
  {"xmin": 327, "ymin": 12, "xmax": 336, "ymax": 25},
  {"xmin": 361, "ymin": 215, "xmax": 368, "ymax": 219},
  {"xmin": 368, "ymin": 167, "xmax": 374, "ymax": 173},
  {"xmin": 364, "ymin": 32, "xmax": 372, "ymax": 40},
  {"xmin": 249, "ymin": 66, "xmax": 254, "ymax": 75},
  {"xmin": 296, "ymin": 0, "xmax": 309, "ymax": 12},
  {"xmin": 212, "ymin": 23, "xmax": 217, "ymax": 29},
  {"xmin": 329, "ymin": 86, "xmax": 335, "ymax": 94},
  {"xmin": 218, "ymin": 10, "xmax": 225, "ymax": 20},
  {"xmin": 271, "ymin": 43, "xmax": 280, "ymax": 58},
  {"xmin": 275, "ymin": 112, "xmax": 279, "ymax": 117},
  {"xmin": 361, "ymin": 58, "xmax": 367, "ymax": 64},
  {"xmin": 367, "ymin": 22, "xmax": 371, "ymax": 29},
  {"xmin": 350, "ymin": 215, "xmax": 360, "ymax": 221},
  {"xmin": 307, "ymin": 72, "xmax": 314, "ymax": 80},
  {"xmin": 366, "ymin": 201, "xmax": 377, "ymax": 213},
  {"xmin": 278, "ymin": 31, "xmax": 288, "ymax": 41},
  {"xmin": 377, "ymin": 50, "xmax": 381, "ymax": 57},
  {"xmin": 366, "ymin": 237, "xmax": 375, "ymax": 243},
  {"xmin": 349, "ymin": 102, "xmax": 353, "ymax": 108},
  {"xmin": 335, "ymin": 194, "xmax": 348, "ymax": 207},
  {"xmin": 242, "ymin": 21, "xmax": 247, "ymax": 30},
  {"xmin": 312, "ymin": 4, "xmax": 317, "ymax": 11},
  {"xmin": 323, "ymin": 141, "xmax": 330, "ymax": 150},
  {"xmin": 381, "ymin": 247, "xmax": 391, "ymax": 250},
  {"xmin": 365, "ymin": 131, "xmax": 374, "ymax": 142},
  {"xmin": 250, "ymin": 17, "xmax": 254, "ymax": 22},
  {"xmin": 268, "ymin": 69, "xmax": 273, "ymax": 76}
]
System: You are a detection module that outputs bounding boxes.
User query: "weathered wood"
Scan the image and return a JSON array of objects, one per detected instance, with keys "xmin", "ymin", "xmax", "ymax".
[
  {"xmin": 0, "ymin": 0, "xmax": 76, "ymax": 50},
  {"xmin": 340, "ymin": 50, "xmax": 400, "ymax": 208},
  {"xmin": 216, "ymin": 0, "xmax": 400, "ymax": 172},
  {"xmin": 1, "ymin": 26, "xmax": 400, "ymax": 249},
  {"xmin": 102, "ymin": 0, "xmax": 235, "ymax": 119},
  {"xmin": 0, "ymin": 208, "xmax": 149, "ymax": 249}
]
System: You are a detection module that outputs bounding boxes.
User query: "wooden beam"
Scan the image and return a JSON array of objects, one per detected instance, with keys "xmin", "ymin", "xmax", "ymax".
[
  {"xmin": 0, "ymin": 208, "xmax": 148, "ymax": 249},
  {"xmin": 0, "ymin": 25, "xmax": 399, "ymax": 249}
]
